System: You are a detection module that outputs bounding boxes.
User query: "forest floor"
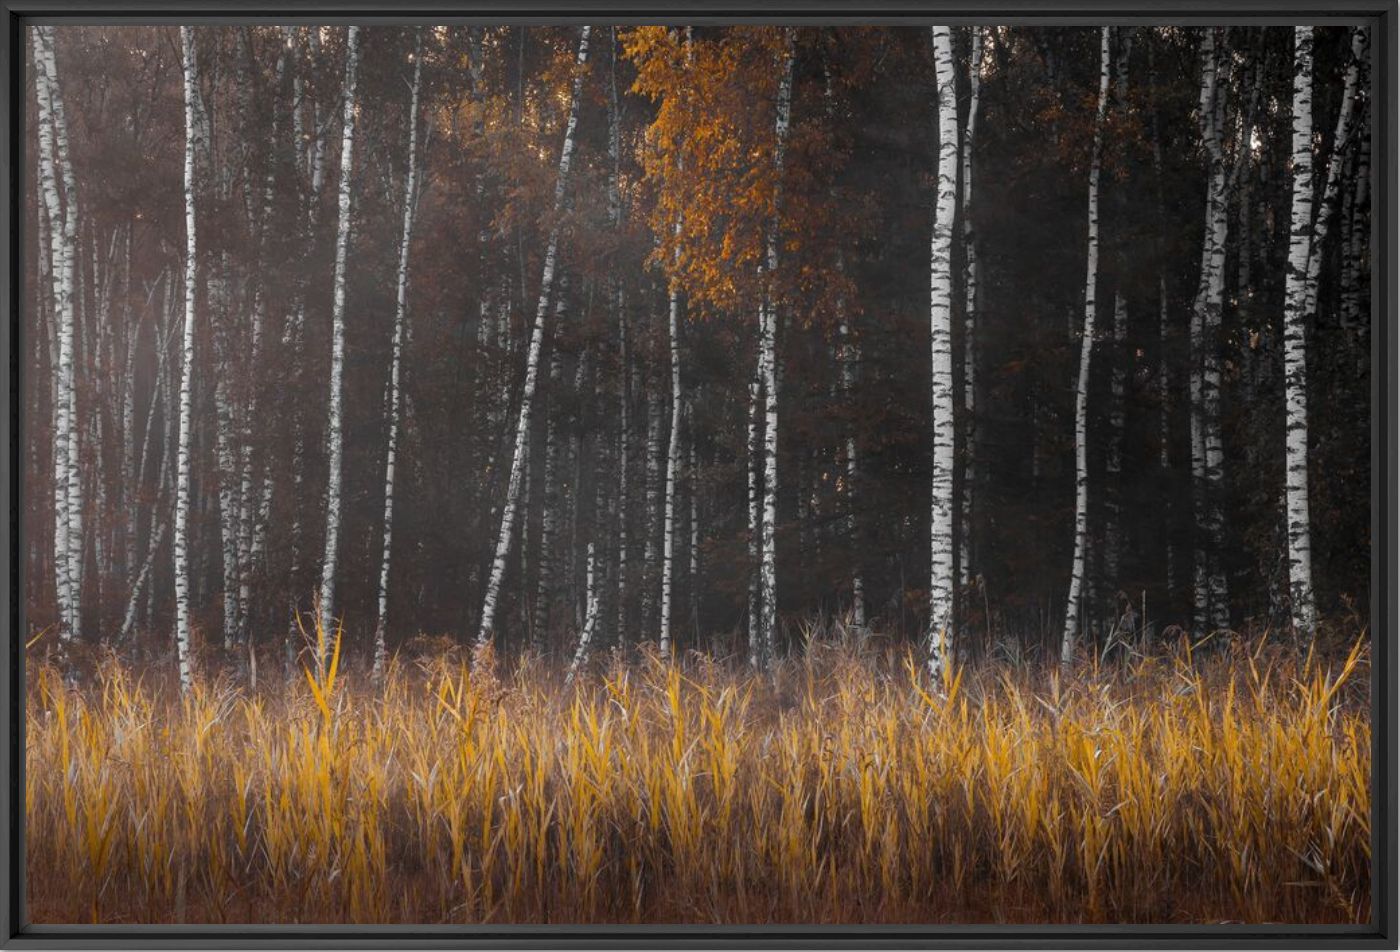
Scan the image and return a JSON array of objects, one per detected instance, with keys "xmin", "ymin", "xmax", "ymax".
[{"xmin": 25, "ymin": 630, "xmax": 1371, "ymax": 925}]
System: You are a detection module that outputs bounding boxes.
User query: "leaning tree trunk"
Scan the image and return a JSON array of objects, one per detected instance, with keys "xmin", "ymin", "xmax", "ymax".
[
  {"xmin": 477, "ymin": 26, "xmax": 592, "ymax": 648},
  {"xmin": 372, "ymin": 30, "xmax": 423, "ymax": 681},
  {"xmin": 928, "ymin": 25, "xmax": 960, "ymax": 679},
  {"xmin": 316, "ymin": 26, "xmax": 361, "ymax": 658},
  {"xmin": 172, "ymin": 25, "xmax": 202, "ymax": 693},
  {"xmin": 1060, "ymin": 26, "xmax": 1111, "ymax": 667},
  {"xmin": 1282, "ymin": 26, "xmax": 1318, "ymax": 640}
]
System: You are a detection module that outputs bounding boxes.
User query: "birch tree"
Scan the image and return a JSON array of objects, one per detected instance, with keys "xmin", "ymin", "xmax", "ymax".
[
  {"xmin": 31, "ymin": 26, "xmax": 78, "ymax": 641},
  {"xmin": 1187, "ymin": 28, "xmax": 1231, "ymax": 636},
  {"xmin": 317, "ymin": 25, "xmax": 361, "ymax": 654},
  {"xmin": 927, "ymin": 25, "xmax": 959, "ymax": 678},
  {"xmin": 173, "ymin": 25, "xmax": 201, "ymax": 693},
  {"xmin": 755, "ymin": 29, "xmax": 796, "ymax": 668},
  {"xmin": 658, "ymin": 272, "xmax": 683, "ymax": 654},
  {"xmin": 1282, "ymin": 25, "xmax": 1317, "ymax": 641},
  {"xmin": 1060, "ymin": 27, "xmax": 1111, "ymax": 667},
  {"xmin": 1280, "ymin": 26, "xmax": 1364, "ymax": 641},
  {"xmin": 372, "ymin": 29, "xmax": 423, "ymax": 680},
  {"xmin": 477, "ymin": 26, "xmax": 591, "ymax": 648}
]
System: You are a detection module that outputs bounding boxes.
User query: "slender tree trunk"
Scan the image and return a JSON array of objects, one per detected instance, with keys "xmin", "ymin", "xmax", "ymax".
[
  {"xmin": 752, "ymin": 29, "xmax": 795, "ymax": 668},
  {"xmin": 316, "ymin": 26, "xmax": 361, "ymax": 656},
  {"xmin": 958, "ymin": 26, "xmax": 984, "ymax": 594},
  {"xmin": 534, "ymin": 276, "xmax": 570, "ymax": 651},
  {"xmin": 213, "ymin": 292, "xmax": 242, "ymax": 649},
  {"xmin": 642, "ymin": 378, "xmax": 661, "ymax": 633},
  {"xmin": 928, "ymin": 25, "xmax": 960, "ymax": 678},
  {"xmin": 687, "ymin": 413, "xmax": 701, "ymax": 642},
  {"xmin": 372, "ymin": 30, "xmax": 423, "ymax": 681},
  {"xmin": 1060, "ymin": 27, "xmax": 1111, "ymax": 667},
  {"xmin": 173, "ymin": 26, "xmax": 201, "ymax": 693},
  {"xmin": 478, "ymin": 26, "xmax": 591, "ymax": 648},
  {"xmin": 1188, "ymin": 28, "xmax": 1231, "ymax": 636},
  {"xmin": 31, "ymin": 26, "xmax": 77, "ymax": 642},
  {"xmin": 1104, "ymin": 292, "xmax": 1127, "ymax": 601},
  {"xmin": 1283, "ymin": 27, "xmax": 1318, "ymax": 640},
  {"xmin": 566, "ymin": 542, "xmax": 599, "ymax": 683},
  {"xmin": 42, "ymin": 27, "xmax": 84, "ymax": 634},
  {"xmin": 607, "ymin": 34, "xmax": 631, "ymax": 647},
  {"xmin": 746, "ymin": 356, "xmax": 763, "ymax": 665},
  {"xmin": 659, "ymin": 278, "xmax": 682, "ymax": 654}
]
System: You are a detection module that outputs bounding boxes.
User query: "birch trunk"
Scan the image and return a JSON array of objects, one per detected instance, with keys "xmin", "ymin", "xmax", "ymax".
[
  {"xmin": 642, "ymin": 378, "xmax": 661, "ymax": 634},
  {"xmin": 928, "ymin": 25, "xmax": 960, "ymax": 678},
  {"xmin": 659, "ymin": 279, "xmax": 682, "ymax": 654},
  {"xmin": 747, "ymin": 361, "xmax": 762, "ymax": 667},
  {"xmin": 317, "ymin": 25, "xmax": 361, "ymax": 653},
  {"xmin": 42, "ymin": 26, "xmax": 84, "ymax": 631},
  {"xmin": 1283, "ymin": 27, "xmax": 1318, "ymax": 639},
  {"xmin": 31, "ymin": 26, "xmax": 77, "ymax": 641},
  {"xmin": 566, "ymin": 542, "xmax": 599, "ymax": 683},
  {"xmin": 477, "ymin": 26, "xmax": 591, "ymax": 647},
  {"xmin": 755, "ymin": 29, "xmax": 796, "ymax": 668},
  {"xmin": 173, "ymin": 26, "xmax": 201, "ymax": 692},
  {"xmin": 534, "ymin": 276, "xmax": 570, "ymax": 651},
  {"xmin": 608, "ymin": 32, "xmax": 631, "ymax": 646},
  {"xmin": 373, "ymin": 30, "xmax": 423, "ymax": 680},
  {"xmin": 1060, "ymin": 27, "xmax": 1111, "ymax": 667}
]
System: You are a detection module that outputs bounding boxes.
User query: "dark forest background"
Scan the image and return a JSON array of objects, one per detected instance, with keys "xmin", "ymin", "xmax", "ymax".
[{"xmin": 23, "ymin": 24, "xmax": 1372, "ymax": 674}]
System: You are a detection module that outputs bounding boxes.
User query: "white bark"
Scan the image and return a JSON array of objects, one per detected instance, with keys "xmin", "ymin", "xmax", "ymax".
[
  {"xmin": 534, "ymin": 275, "xmax": 570, "ymax": 650},
  {"xmin": 754, "ymin": 29, "xmax": 796, "ymax": 669},
  {"xmin": 687, "ymin": 413, "xmax": 701, "ymax": 639},
  {"xmin": 642, "ymin": 379, "xmax": 661, "ymax": 632},
  {"xmin": 1060, "ymin": 27, "xmax": 1111, "ymax": 667},
  {"xmin": 746, "ymin": 359, "xmax": 762, "ymax": 667},
  {"xmin": 41, "ymin": 27, "xmax": 84, "ymax": 628},
  {"xmin": 928, "ymin": 26, "xmax": 960, "ymax": 678},
  {"xmin": 173, "ymin": 26, "xmax": 201, "ymax": 693},
  {"xmin": 1283, "ymin": 27, "xmax": 1318, "ymax": 639},
  {"xmin": 609, "ymin": 31, "xmax": 630, "ymax": 646},
  {"xmin": 31, "ymin": 26, "xmax": 77, "ymax": 641},
  {"xmin": 958, "ymin": 26, "xmax": 984, "ymax": 592},
  {"xmin": 317, "ymin": 25, "xmax": 361, "ymax": 652},
  {"xmin": 477, "ymin": 26, "xmax": 591, "ymax": 647},
  {"xmin": 373, "ymin": 30, "xmax": 423, "ymax": 680},
  {"xmin": 566, "ymin": 542, "xmax": 599, "ymax": 683},
  {"xmin": 213, "ymin": 302, "xmax": 242, "ymax": 648},
  {"xmin": 1104, "ymin": 291, "xmax": 1127, "ymax": 592},
  {"xmin": 1302, "ymin": 27, "xmax": 1366, "ymax": 321},
  {"xmin": 659, "ymin": 278, "xmax": 682, "ymax": 654}
]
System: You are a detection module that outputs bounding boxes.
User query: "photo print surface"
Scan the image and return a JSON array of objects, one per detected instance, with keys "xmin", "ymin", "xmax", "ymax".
[{"xmin": 22, "ymin": 22, "xmax": 1374, "ymax": 925}]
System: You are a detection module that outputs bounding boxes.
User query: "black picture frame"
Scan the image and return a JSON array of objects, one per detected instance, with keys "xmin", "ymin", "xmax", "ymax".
[{"xmin": 1, "ymin": 2, "xmax": 1394, "ymax": 947}]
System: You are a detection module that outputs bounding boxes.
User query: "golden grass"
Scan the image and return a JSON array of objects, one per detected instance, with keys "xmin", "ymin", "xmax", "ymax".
[{"xmin": 25, "ymin": 631, "xmax": 1371, "ymax": 925}]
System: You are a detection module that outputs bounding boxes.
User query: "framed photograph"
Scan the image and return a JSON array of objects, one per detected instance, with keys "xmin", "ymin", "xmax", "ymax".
[{"xmin": 2, "ymin": 1, "xmax": 1395, "ymax": 947}]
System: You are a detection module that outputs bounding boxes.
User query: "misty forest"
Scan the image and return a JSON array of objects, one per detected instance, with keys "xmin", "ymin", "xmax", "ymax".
[{"xmin": 24, "ymin": 24, "xmax": 1374, "ymax": 925}]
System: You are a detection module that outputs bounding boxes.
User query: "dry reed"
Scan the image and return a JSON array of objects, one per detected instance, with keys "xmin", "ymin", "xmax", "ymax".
[{"xmin": 25, "ymin": 629, "xmax": 1371, "ymax": 925}]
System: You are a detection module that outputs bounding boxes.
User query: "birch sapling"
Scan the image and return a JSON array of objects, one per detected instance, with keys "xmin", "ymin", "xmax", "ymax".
[
  {"xmin": 373, "ymin": 29, "xmax": 423, "ymax": 681},
  {"xmin": 1060, "ymin": 26, "xmax": 1111, "ymax": 667}
]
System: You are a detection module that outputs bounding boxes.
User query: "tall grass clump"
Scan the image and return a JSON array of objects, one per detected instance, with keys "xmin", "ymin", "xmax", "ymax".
[{"xmin": 26, "ymin": 631, "xmax": 1370, "ymax": 924}]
